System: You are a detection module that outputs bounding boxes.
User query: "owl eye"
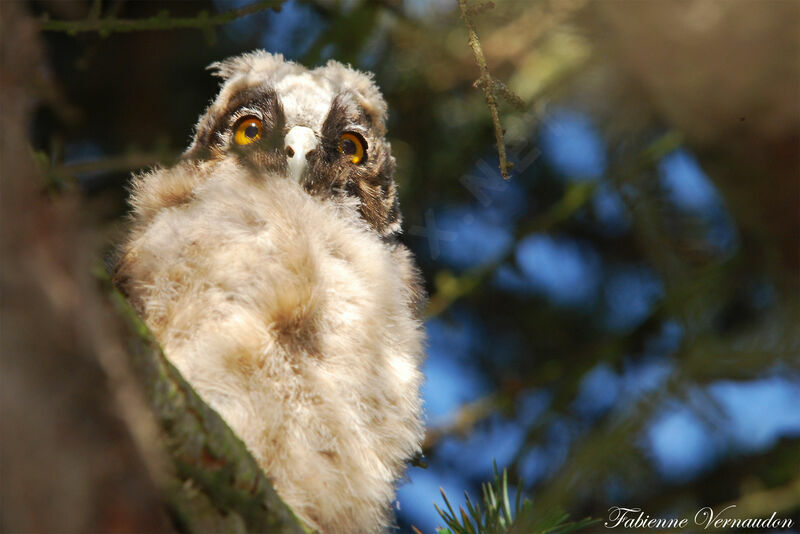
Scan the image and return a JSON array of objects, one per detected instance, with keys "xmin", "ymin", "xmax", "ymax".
[
  {"xmin": 234, "ymin": 117, "xmax": 263, "ymax": 145},
  {"xmin": 338, "ymin": 132, "xmax": 366, "ymax": 164}
]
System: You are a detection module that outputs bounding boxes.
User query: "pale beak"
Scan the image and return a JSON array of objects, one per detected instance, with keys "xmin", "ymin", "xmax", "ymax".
[{"xmin": 284, "ymin": 126, "xmax": 318, "ymax": 183}]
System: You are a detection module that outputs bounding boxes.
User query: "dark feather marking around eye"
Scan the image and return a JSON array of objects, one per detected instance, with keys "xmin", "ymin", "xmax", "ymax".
[
  {"xmin": 320, "ymin": 94, "xmax": 371, "ymax": 155},
  {"xmin": 224, "ymin": 88, "xmax": 286, "ymax": 148},
  {"xmin": 321, "ymin": 97, "xmax": 351, "ymax": 161},
  {"xmin": 308, "ymin": 99, "xmax": 400, "ymax": 235},
  {"xmin": 186, "ymin": 86, "xmax": 286, "ymax": 161}
]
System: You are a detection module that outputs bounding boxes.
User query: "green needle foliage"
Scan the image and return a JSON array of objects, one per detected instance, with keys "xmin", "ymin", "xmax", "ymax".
[{"xmin": 431, "ymin": 463, "xmax": 597, "ymax": 534}]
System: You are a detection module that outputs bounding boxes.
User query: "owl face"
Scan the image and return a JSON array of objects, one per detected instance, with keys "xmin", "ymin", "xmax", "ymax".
[{"xmin": 184, "ymin": 51, "xmax": 400, "ymax": 235}]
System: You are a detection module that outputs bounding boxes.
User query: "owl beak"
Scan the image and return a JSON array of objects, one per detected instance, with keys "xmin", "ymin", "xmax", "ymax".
[{"xmin": 284, "ymin": 126, "xmax": 318, "ymax": 183}]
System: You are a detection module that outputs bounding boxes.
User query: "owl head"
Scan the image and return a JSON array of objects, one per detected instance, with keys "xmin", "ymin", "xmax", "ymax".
[{"xmin": 183, "ymin": 51, "xmax": 400, "ymax": 236}]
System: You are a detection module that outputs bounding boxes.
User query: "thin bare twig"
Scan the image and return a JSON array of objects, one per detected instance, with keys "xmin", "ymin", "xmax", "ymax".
[
  {"xmin": 458, "ymin": 0, "xmax": 514, "ymax": 179},
  {"xmin": 34, "ymin": 148, "xmax": 180, "ymax": 192},
  {"xmin": 54, "ymin": 150, "xmax": 179, "ymax": 176}
]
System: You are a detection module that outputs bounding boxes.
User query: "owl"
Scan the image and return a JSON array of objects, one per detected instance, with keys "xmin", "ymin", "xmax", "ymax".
[{"xmin": 114, "ymin": 51, "xmax": 426, "ymax": 534}]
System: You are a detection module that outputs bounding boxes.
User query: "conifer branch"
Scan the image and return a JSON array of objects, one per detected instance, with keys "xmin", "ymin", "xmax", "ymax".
[
  {"xmin": 39, "ymin": 1, "xmax": 284, "ymax": 38},
  {"xmin": 97, "ymin": 269, "xmax": 309, "ymax": 534},
  {"xmin": 434, "ymin": 463, "xmax": 597, "ymax": 534}
]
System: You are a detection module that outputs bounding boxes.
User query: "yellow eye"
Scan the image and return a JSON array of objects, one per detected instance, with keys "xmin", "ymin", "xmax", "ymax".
[
  {"xmin": 339, "ymin": 132, "xmax": 365, "ymax": 164},
  {"xmin": 234, "ymin": 117, "xmax": 262, "ymax": 145}
]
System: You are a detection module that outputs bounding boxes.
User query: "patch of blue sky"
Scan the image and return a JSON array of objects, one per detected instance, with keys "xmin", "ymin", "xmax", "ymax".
[
  {"xmin": 750, "ymin": 281, "xmax": 777, "ymax": 310},
  {"xmin": 573, "ymin": 363, "xmax": 620, "ymax": 418},
  {"xmin": 337, "ymin": 0, "xmax": 358, "ymax": 12},
  {"xmin": 396, "ymin": 466, "xmax": 469, "ymax": 533},
  {"xmin": 506, "ymin": 139, "xmax": 542, "ymax": 181},
  {"xmin": 357, "ymin": 19, "xmax": 388, "ymax": 69},
  {"xmin": 492, "ymin": 264, "xmax": 535, "ymax": 296},
  {"xmin": 603, "ymin": 265, "xmax": 664, "ymax": 332},
  {"xmin": 403, "ymin": 0, "xmax": 457, "ymax": 18},
  {"xmin": 518, "ymin": 420, "xmax": 573, "ymax": 485},
  {"xmin": 479, "ymin": 328, "xmax": 526, "ymax": 370},
  {"xmin": 433, "ymin": 205, "xmax": 514, "ymax": 270},
  {"xmin": 511, "ymin": 234, "xmax": 603, "ymax": 307},
  {"xmin": 659, "ymin": 149, "xmax": 740, "ymax": 254},
  {"xmin": 516, "ymin": 389, "xmax": 552, "ymax": 426},
  {"xmin": 426, "ymin": 314, "xmax": 481, "ymax": 358},
  {"xmin": 519, "ymin": 447, "xmax": 550, "ymax": 485},
  {"xmin": 318, "ymin": 43, "xmax": 336, "ymax": 62},
  {"xmin": 64, "ymin": 140, "xmax": 104, "ymax": 162},
  {"xmin": 643, "ymin": 320, "xmax": 684, "ymax": 357},
  {"xmin": 418, "ymin": 153, "xmax": 530, "ymax": 268},
  {"xmin": 540, "ymin": 108, "xmax": 607, "ymax": 181},
  {"xmin": 659, "ymin": 149, "xmax": 720, "ymax": 212},
  {"xmin": 213, "ymin": 0, "xmax": 325, "ymax": 58},
  {"xmin": 459, "ymin": 157, "xmax": 530, "ymax": 220},
  {"xmin": 213, "ymin": 0, "xmax": 268, "ymax": 42},
  {"xmin": 423, "ymin": 317, "xmax": 490, "ymax": 423},
  {"xmin": 543, "ymin": 419, "xmax": 573, "ymax": 467},
  {"xmin": 422, "ymin": 356, "xmax": 489, "ymax": 424},
  {"xmin": 604, "ymin": 476, "xmax": 632, "ymax": 504},
  {"xmin": 619, "ymin": 357, "xmax": 673, "ymax": 401},
  {"xmin": 709, "ymin": 377, "xmax": 800, "ymax": 452},
  {"xmin": 437, "ymin": 415, "xmax": 526, "ymax": 479},
  {"xmin": 261, "ymin": 1, "xmax": 325, "ymax": 58},
  {"xmin": 64, "ymin": 141, "xmax": 106, "ymax": 185},
  {"xmin": 213, "ymin": 0, "xmax": 254, "ymax": 8},
  {"xmin": 706, "ymin": 209, "xmax": 739, "ymax": 255},
  {"xmin": 592, "ymin": 184, "xmax": 631, "ymax": 236},
  {"xmin": 646, "ymin": 404, "xmax": 721, "ymax": 482}
]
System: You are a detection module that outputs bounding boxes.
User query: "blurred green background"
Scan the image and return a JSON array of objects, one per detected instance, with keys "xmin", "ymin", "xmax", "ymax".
[{"xmin": 13, "ymin": 0, "xmax": 800, "ymax": 532}]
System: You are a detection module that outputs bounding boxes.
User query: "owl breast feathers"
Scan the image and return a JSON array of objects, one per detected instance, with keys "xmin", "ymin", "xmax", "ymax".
[{"xmin": 114, "ymin": 51, "xmax": 426, "ymax": 534}]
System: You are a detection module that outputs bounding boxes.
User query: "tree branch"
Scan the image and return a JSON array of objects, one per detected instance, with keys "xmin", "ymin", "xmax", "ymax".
[
  {"xmin": 97, "ymin": 270, "xmax": 310, "ymax": 534},
  {"xmin": 39, "ymin": 1, "xmax": 284, "ymax": 38},
  {"xmin": 34, "ymin": 148, "xmax": 181, "ymax": 192}
]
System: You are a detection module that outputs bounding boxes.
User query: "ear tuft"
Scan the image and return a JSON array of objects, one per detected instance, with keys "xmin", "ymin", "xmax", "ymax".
[
  {"xmin": 207, "ymin": 50, "xmax": 289, "ymax": 80},
  {"xmin": 318, "ymin": 60, "xmax": 388, "ymax": 132}
]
